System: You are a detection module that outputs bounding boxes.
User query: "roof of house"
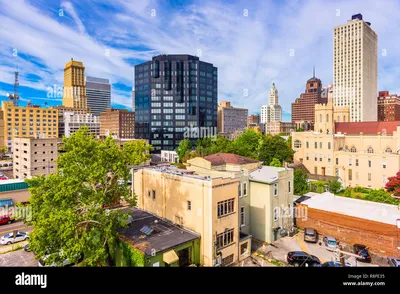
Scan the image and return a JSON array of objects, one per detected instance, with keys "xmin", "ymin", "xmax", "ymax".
[
  {"xmin": 249, "ymin": 166, "xmax": 288, "ymax": 183},
  {"xmin": 202, "ymin": 153, "xmax": 260, "ymax": 166},
  {"xmin": 300, "ymin": 192, "xmax": 400, "ymax": 226},
  {"xmin": 335, "ymin": 121, "xmax": 400, "ymax": 135},
  {"xmin": 117, "ymin": 208, "xmax": 200, "ymax": 256}
]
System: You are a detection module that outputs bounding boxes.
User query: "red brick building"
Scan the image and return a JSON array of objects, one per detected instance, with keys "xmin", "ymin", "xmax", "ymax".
[
  {"xmin": 291, "ymin": 76, "xmax": 327, "ymax": 128},
  {"xmin": 296, "ymin": 192, "xmax": 400, "ymax": 256},
  {"xmin": 247, "ymin": 114, "xmax": 260, "ymax": 126},
  {"xmin": 377, "ymin": 91, "xmax": 400, "ymax": 121}
]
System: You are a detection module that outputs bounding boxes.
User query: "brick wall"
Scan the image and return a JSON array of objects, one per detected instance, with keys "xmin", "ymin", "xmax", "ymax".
[{"xmin": 297, "ymin": 204, "xmax": 399, "ymax": 256}]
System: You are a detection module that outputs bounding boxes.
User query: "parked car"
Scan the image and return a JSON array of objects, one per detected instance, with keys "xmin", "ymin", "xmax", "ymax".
[
  {"xmin": 304, "ymin": 228, "xmax": 318, "ymax": 243},
  {"xmin": 353, "ymin": 244, "xmax": 372, "ymax": 263},
  {"xmin": 0, "ymin": 231, "xmax": 29, "ymax": 245},
  {"xmin": 387, "ymin": 257, "xmax": 400, "ymax": 267},
  {"xmin": 319, "ymin": 261, "xmax": 352, "ymax": 267},
  {"xmin": 323, "ymin": 236, "xmax": 338, "ymax": 251},
  {"xmin": 0, "ymin": 216, "xmax": 12, "ymax": 225},
  {"xmin": 287, "ymin": 251, "xmax": 321, "ymax": 267}
]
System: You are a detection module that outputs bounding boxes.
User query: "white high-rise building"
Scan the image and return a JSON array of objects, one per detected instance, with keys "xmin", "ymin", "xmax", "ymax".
[
  {"xmin": 261, "ymin": 83, "xmax": 282, "ymax": 123},
  {"xmin": 333, "ymin": 14, "xmax": 378, "ymax": 122}
]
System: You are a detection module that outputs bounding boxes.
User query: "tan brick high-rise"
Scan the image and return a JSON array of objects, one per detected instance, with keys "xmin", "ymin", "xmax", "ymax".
[{"xmin": 62, "ymin": 59, "xmax": 87, "ymax": 109}]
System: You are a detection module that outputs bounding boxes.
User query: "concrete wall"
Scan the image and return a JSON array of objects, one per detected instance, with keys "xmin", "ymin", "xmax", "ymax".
[
  {"xmin": 296, "ymin": 204, "xmax": 399, "ymax": 256},
  {"xmin": 0, "ymin": 189, "xmax": 30, "ymax": 203}
]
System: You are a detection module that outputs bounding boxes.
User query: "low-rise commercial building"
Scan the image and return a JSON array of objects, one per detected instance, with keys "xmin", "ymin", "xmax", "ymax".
[
  {"xmin": 217, "ymin": 102, "xmax": 248, "ymax": 137},
  {"xmin": 264, "ymin": 122, "xmax": 297, "ymax": 135},
  {"xmin": 297, "ymin": 192, "xmax": 400, "ymax": 256},
  {"xmin": 247, "ymin": 114, "xmax": 260, "ymax": 126},
  {"xmin": 13, "ymin": 137, "xmax": 58, "ymax": 179},
  {"xmin": 63, "ymin": 112, "xmax": 100, "ymax": 138},
  {"xmin": 377, "ymin": 91, "xmax": 400, "ymax": 122}
]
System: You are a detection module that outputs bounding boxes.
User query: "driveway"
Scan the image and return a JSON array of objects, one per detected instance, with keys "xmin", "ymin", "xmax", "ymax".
[{"xmin": 0, "ymin": 250, "xmax": 37, "ymax": 267}]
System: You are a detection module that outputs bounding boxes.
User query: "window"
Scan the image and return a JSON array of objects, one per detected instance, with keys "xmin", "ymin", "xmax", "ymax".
[
  {"xmin": 328, "ymin": 154, "xmax": 331, "ymax": 162},
  {"xmin": 314, "ymin": 166, "xmax": 318, "ymax": 174},
  {"xmin": 382, "ymin": 160, "xmax": 386, "ymax": 169},
  {"xmin": 243, "ymin": 182, "xmax": 247, "ymax": 196},
  {"xmin": 319, "ymin": 154, "xmax": 322, "ymax": 162},
  {"xmin": 368, "ymin": 173, "xmax": 371, "ymax": 181},
  {"xmin": 152, "ymin": 190, "xmax": 156, "ymax": 200},
  {"xmin": 314, "ymin": 142, "xmax": 317, "ymax": 149},
  {"xmin": 351, "ymin": 147, "xmax": 356, "ymax": 152},
  {"xmin": 221, "ymin": 254, "xmax": 234, "ymax": 266},
  {"xmin": 385, "ymin": 147, "xmax": 392, "ymax": 153},
  {"xmin": 306, "ymin": 141, "xmax": 309, "ymax": 148},
  {"xmin": 356, "ymin": 172, "xmax": 359, "ymax": 180},
  {"xmin": 367, "ymin": 147, "xmax": 374, "ymax": 153},
  {"xmin": 240, "ymin": 207, "xmax": 245, "ymax": 227},
  {"xmin": 319, "ymin": 142, "xmax": 322, "ymax": 149},
  {"xmin": 348, "ymin": 169, "xmax": 352, "ymax": 181},
  {"xmin": 240, "ymin": 243, "xmax": 248, "ymax": 256},
  {"xmin": 294, "ymin": 140, "xmax": 302, "ymax": 148},
  {"xmin": 238, "ymin": 183, "xmax": 241, "ymax": 197},
  {"xmin": 356, "ymin": 159, "xmax": 359, "ymax": 166},
  {"xmin": 273, "ymin": 207, "xmax": 279, "ymax": 221},
  {"xmin": 319, "ymin": 114, "xmax": 322, "ymax": 123},
  {"xmin": 306, "ymin": 153, "xmax": 309, "ymax": 160},
  {"xmin": 368, "ymin": 160, "xmax": 371, "ymax": 168},
  {"xmin": 217, "ymin": 198, "xmax": 235, "ymax": 217},
  {"xmin": 326, "ymin": 114, "xmax": 329, "ymax": 122},
  {"xmin": 328, "ymin": 142, "xmax": 331, "ymax": 150},
  {"xmin": 336, "ymin": 158, "xmax": 339, "ymax": 165},
  {"xmin": 382, "ymin": 175, "xmax": 387, "ymax": 185},
  {"xmin": 335, "ymin": 168, "xmax": 339, "ymax": 177},
  {"xmin": 273, "ymin": 183, "xmax": 278, "ymax": 196},
  {"xmin": 216, "ymin": 229, "xmax": 234, "ymax": 249},
  {"xmin": 187, "ymin": 201, "xmax": 192, "ymax": 211},
  {"xmin": 314, "ymin": 153, "xmax": 317, "ymax": 161},
  {"xmin": 349, "ymin": 158, "xmax": 352, "ymax": 166},
  {"xmin": 288, "ymin": 181, "xmax": 291, "ymax": 193}
]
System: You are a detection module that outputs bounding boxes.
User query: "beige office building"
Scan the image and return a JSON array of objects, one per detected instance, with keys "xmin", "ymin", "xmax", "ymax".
[
  {"xmin": 217, "ymin": 102, "xmax": 248, "ymax": 136},
  {"xmin": 293, "ymin": 112, "xmax": 400, "ymax": 189},
  {"xmin": 13, "ymin": 137, "xmax": 58, "ymax": 179},
  {"xmin": 1, "ymin": 102, "xmax": 58, "ymax": 151},
  {"xmin": 333, "ymin": 14, "xmax": 378, "ymax": 122},
  {"xmin": 62, "ymin": 59, "xmax": 87, "ymax": 109}
]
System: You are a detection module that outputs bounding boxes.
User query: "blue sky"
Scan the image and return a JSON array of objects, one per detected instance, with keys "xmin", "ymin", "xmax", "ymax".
[{"xmin": 1, "ymin": 0, "xmax": 400, "ymax": 122}]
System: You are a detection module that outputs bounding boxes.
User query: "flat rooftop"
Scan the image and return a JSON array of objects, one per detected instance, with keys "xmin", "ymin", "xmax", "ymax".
[
  {"xmin": 301, "ymin": 192, "xmax": 400, "ymax": 226},
  {"xmin": 142, "ymin": 166, "xmax": 213, "ymax": 181},
  {"xmin": 249, "ymin": 166, "xmax": 288, "ymax": 183},
  {"xmin": 117, "ymin": 208, "xmax": 200, "ymax": 255}
]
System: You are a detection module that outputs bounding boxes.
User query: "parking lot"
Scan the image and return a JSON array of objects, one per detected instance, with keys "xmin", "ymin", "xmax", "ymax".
[
  {"xmin": 253, "ymin": 231, "xmax": 390, "ymax": 267},
  {"xmin": 0, "ymin": 250, "xmax": 37, "ymax": 267}
]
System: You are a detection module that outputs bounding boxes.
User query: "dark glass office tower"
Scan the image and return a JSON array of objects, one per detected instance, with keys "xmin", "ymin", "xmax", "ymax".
[{"xmin": 134, "ymin": 54, "xmax": 218, "ymax": 152}]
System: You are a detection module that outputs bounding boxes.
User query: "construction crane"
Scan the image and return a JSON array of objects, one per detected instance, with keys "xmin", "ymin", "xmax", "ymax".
[{"xmin": 6, "ymin": 71, "xmax": 20, "ymax": 106}]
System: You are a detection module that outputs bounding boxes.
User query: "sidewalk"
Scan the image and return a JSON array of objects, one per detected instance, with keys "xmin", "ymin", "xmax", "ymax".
[{"xmin": 0, "ymin": 241, "xmax": 27, "ymax": 254}]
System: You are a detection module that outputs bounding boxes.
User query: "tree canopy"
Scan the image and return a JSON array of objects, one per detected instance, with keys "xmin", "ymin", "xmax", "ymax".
[
  {"xmin": 293, "ymin": 169, "xmax": 309, "ymax": 195},
  {"xmin": 19, "ymin": 127, "xmax": 152, "ymax": 266}
]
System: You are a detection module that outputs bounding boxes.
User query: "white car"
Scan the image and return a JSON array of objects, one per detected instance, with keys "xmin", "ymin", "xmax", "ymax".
[
  {"xmin": 0, "ymin": 231, "xmax": 29, "ymax": 245},
  {"xmin": 323, "ymin": 236, "xmax": 338, "ymax": 251}
]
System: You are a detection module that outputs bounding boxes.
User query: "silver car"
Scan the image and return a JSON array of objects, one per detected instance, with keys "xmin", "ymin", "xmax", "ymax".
[
  {"xmin": 0, "ymin": 231, "xmax": 29, "ymax": 245},
  {"xmin": 323, "ymin": 236, "xmax": 338, "ymax": 251}
]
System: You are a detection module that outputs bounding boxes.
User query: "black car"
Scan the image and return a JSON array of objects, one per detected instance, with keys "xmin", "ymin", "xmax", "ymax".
[
  {"xmin": 319, "ymin": 261, "xmax": 352, "ymax": 267},
  {"xmin": 353, "ymin": 244, "xmax": 371, "ymax": 263},
  {"xmin": 287, "ymin": 251, "xmax": 321, "ymax": 267}
]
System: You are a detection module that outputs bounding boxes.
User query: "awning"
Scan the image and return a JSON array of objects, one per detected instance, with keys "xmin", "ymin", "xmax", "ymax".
[{"xmin": 163, "ymin": 250, "xmax": 179, "ymax": 264}]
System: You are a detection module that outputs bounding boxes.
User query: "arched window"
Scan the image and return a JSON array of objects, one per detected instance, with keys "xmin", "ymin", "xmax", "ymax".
[
  {"xmin": 343, "ymin": 115, "xmax": 346, "ymax": 122},
  {"xmin": 350, "ymin": 147, "xmax": 356, "ymax": 153},
  {"xmin": 385, "ymin": 147, "xmax": 392, "ymax": 153},
  {"xmin": 326, "ymin": 114, "xmax": 329, "ymax": 122},
  {"xmin": 367, "ymin": 147, "xmax": 374, "ymax": 153},
  {"xmin": 294, "ymin": 140, "xmax": 302, "ymax": 148},
  {"xmin": 319, "ymin": 114, "xmax": 322, "ymax": 123},
  {"xmin": 337, "ymin": 116, "xmax": 340, "ymax": 122}
]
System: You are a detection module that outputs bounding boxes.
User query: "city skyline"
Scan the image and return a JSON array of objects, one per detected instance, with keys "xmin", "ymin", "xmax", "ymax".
[{"xmin": 1, "ymin": 0, "xmax": 400, "ymax": 121}]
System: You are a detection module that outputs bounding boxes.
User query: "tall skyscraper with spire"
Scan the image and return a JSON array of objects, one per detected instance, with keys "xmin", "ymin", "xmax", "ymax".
[{"xmin": 261, "ymin": 83, "xmax": 282, "ymax": 123}]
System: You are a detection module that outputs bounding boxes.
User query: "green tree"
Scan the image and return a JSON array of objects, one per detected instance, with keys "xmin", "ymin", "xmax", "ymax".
[
  {"xmin": 176, "ymin": 138, "xmax": 192, "ymax": 163},
  {"xmin": 19, "ymin": 127, "xmax": 152, "ymax": 266},
  {"xmin": 233, "ymin": 129, "xmax": 263, "ymax": 159},
  {"xmin": 195, "ymin": 137, "xmax": 213, "ymax": 157},
  {"xmin": 293, "ymin": 169, "xmax": 309, "ymax": 195},
  {"xmin": 269, "ymin": 158, "xmax": 282, "ymax": 167},
  {"xmin": 258, "ymin": 135, "xmax": 294, "ymax": 166},
  {"xmin": 328, "ymin": 179, "xmax": 342, "ymax": 194},
  {"xmin": 364, "ymin": 189, "xmax": 400, "ymax": 205},
  {"xmin": 209, "ymin": 135, "xmax": 235, "ymax": 154},
  {"xmin": 0, "ymin": 146, "xmax": 7, "ymax": 159}
]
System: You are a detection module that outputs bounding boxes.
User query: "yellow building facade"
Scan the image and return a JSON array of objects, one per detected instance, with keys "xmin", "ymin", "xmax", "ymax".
[
  {"xmin": 62, "ymin": 59, "xmax": 87, "ymax": 109},
  {"xmin": 1, "ymin": 102, "xmax": 58, "ymax": 151}
]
